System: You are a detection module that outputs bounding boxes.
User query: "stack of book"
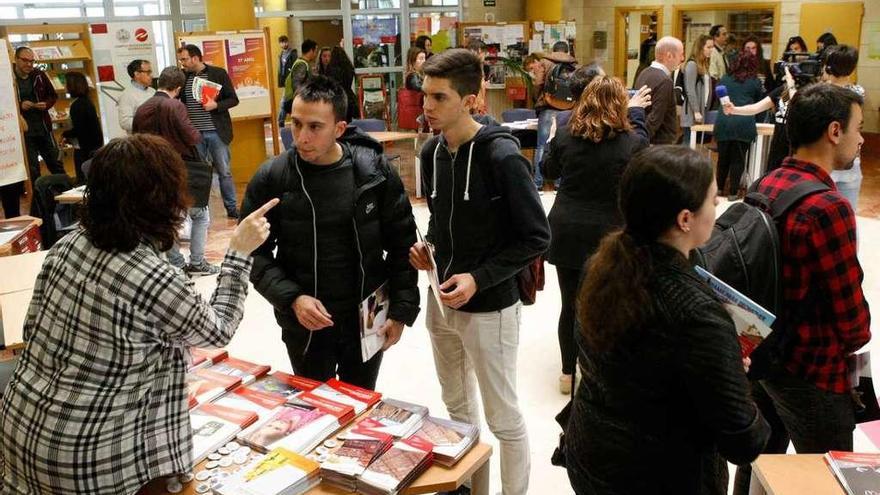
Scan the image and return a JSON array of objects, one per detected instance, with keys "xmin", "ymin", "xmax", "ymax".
[
  {"xmin": 187, "ymin": 347, "xmax": 228, "ymax": 371},
  {"xmin": 310, "ymin": 378, "xmax": 382, "ymax": 415},
  {"xmin": 213, "ymin": 372, "xmax": 322, "ymax": 422},
  {"xmin": 320, "ymin": 420, "xmax": 394, "ymax": 491},
  {"xmin": 204, "ymin": 356, "xmax": 271, "ymax": 385},
  {"xmin": 237, "ymin": 392, "xmax": 355, "ymax": 455},
  {"xmin": 214, "ymin": 447, "xmax": 321, "ymax": 495},
  {"xmin": 410, "ymin": 416, "xmax": 479, "ymax": 467},
  {"xmin": 186, "ymin": 368, "xmax": 241, "ymax": 409},
  {"xmin": 361, "ymin": 398, "xmax": 429, "ymax": 438},
  {"xmin": 357, "ymin": 435, "xmax": 434, "ymax": 495},
  {"xmin": 249, "ymin": 371, "xmax": 322, "ymax": 401},
  {"xmin": 824, "ymin": 451, "xmax": 880, "ymax": 495},
  {"xmin": 190, "ymin": 402, "xmax": 258, "ymax": 463}
]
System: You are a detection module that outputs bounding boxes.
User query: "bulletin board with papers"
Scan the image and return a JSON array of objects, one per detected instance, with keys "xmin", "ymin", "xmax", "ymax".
[
  {"xmin": 530, "ymin": 20, "xmax": 577, "ymax": 54},
  {"xmin": 458, "ymin": 22, "xmax": 530, "ymax": 51},
  {"xmin": 0, "ymin": 39, "xmax": 27, "ymax": 188},
  {"xmin": 175, "ymin": 29, "xmax": 275, "ymax": 121}
]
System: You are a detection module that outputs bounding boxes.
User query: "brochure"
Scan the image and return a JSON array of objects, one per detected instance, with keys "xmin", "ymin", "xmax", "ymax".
[
  {"xmin": 416, "ymin": 226, "xmax": 445, "ymax": 319},
  {"xmin": 360, "ymin": 282, "xmax": 389, "ymax": 363}
]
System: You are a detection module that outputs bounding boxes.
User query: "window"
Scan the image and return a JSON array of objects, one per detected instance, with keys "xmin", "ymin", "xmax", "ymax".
[
  {"xmin": 410, "ymin": 11, "xmax": 457, "ymax": 50},
  {"xmin": 352, "ymin": 14, "xmax": 401, "ymax": 69}
]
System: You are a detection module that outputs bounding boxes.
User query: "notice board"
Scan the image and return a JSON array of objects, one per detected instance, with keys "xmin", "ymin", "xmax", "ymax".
[{"xmin": 0, "ymin": 38, "xmax": 27, "ymax": 188}]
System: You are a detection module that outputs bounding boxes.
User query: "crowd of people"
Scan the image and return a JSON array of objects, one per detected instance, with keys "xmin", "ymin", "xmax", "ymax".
[{"xmin": 0, "ymin": 26, "xmax": 872, "ymax": 495}]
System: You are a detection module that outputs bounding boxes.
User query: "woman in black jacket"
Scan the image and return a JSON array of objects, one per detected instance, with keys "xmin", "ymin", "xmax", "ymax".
[
  {"xmin": 322, "ymin": 47, "xmax": 359, "ymax": 122},
  {"xmin": 565, "ymin": 145, "xmax": 770, "ymax": 494},
  {"xmin": 61, "ymin": 72, "xmax": 103, "ymax": 184},
  {"xmin": 541, "ymin": 75, "xmax": 650, "ymax": 394}
]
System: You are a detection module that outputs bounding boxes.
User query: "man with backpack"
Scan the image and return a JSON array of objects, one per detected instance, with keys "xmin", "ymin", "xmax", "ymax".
[
  {"xmin": 279, "ymin": 39, "xmax": 317, "ymax": 126},
  {"xmin": 240, "ymin": 76, "xmax": 420, "ymax": 390},
  {"xmin": 633, "ymin": 36, "xmax": 684, "ymax": 144},
  {"xmin": 410, "ymin": 49, "xmax": 551, "ymax": 495},
  {"xmin": 700, "ymin": 83, "xmax": 870, "ymax": 494},
  {"xmin": 532, "ymin": 41, "xmax": 577, "ymax": 191}
]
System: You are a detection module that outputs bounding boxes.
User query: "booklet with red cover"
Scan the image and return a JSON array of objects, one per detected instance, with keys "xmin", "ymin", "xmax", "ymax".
[
  {"xmin": 309, "ymin": 378, "xmax": 382, "ymax": 415},
  {"xmin": 186, "ymin": 368, "xmax": 242, "ymax": 409},
  {"xmin": 191, "ymin": 402, "xmax": 258, "ymax": 463},
  {"xmin": 188, "ymin": 347, "xmax": 228, "ymax": 371},
  {"xmin": 824, "ymin": 451, "xmax": 880, "ymax": 495},
  {"xmin": 248, "ymin": 371, "xmax": 322, "ymax": 401},
  {"xmin": 205, "ymin": 356, "xmax": 271, "ymax": 385},
  {"xmin": 358, "ymin": 435, "xmax": 434, "ymax": 495}
]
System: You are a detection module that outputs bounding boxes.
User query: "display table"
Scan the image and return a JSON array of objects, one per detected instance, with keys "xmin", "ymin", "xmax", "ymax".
[
  {"xmin": 689, "ymin": 123, "xmax": 775, "ymax": 186},
  {"xmin": 0, "ymin": 250, "xmax": 47, "ymax": 349},
  {"xmin": 141, "ymin": 441, "xmax": 492, "ymax": 495},
  {"xmin": 749, "ymin": 454, "xmax": 843, "ymax": 495},
  {"xmin": 367, "ymin": 131, "xmax": 424, "ymax": 198}
]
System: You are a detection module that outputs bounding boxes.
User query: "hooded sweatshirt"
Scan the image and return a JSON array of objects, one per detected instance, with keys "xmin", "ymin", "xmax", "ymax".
[{"xmin": 421, "ymin": 125, "xmax": 551, "ymax": 313}]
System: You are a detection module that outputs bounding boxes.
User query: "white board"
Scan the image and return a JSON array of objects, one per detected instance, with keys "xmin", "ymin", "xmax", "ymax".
[{"xmin": 0, "ymin": 39, "xmax": 27, "ymax": 187}]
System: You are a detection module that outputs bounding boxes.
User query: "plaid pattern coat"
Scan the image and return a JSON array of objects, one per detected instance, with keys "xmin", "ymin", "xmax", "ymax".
[{"xmin": 0, "ymin": 230, "xmax": 251, "ymax": 494}]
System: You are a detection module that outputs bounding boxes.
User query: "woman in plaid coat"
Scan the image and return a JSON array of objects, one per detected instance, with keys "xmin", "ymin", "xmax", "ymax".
[{"xmin": 0, "ymin": 135, "xmax": 278, "ymax": 494}]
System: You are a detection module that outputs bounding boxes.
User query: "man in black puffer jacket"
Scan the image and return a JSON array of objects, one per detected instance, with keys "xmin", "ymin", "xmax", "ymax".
[{"xmin": 240, "ymin": 76, "xmax": 419, "ymax": 390}]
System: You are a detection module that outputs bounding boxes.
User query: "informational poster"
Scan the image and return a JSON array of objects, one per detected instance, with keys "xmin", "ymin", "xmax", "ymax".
[
  {"xmin": 225, "ymin": 37, "xmax": 269, "ymax": 100},
  {"xmin": 0, "ymin": 39, "xmax": 28, "ymax": 187},
  {"xmin": 352, "ymin": 18, "xmax": 399, "ymax": 46},
  {"xmin": 178, "ymin": 31, "xmax": 272, "ymax": 120},
  {"xmin": 90, "ymin": 22, "xmax": 158, "ymax": 139}
]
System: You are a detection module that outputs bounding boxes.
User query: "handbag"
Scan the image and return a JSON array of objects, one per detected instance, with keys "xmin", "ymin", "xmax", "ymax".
[{"xmin": 517, "ymin": 256, "xmax": 545, "ymax": 305}]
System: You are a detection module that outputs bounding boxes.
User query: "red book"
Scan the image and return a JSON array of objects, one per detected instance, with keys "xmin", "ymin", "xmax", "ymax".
[
  {"xmin": 310, "ymin": 378, "xmax": 382, "ymax": 415},
  {"xmin": 187, "ymin": 369, "xmax": 242, "ymax": 408},
  {"xmin": 188, "ymin": 347, "xmax": 228, "ymax": 371},
  {"xmin": 198, "ymin": 402, "xmax": 259, "ymax": 429},
  {"xmin": 248, "ymin": 371, "xmax": 321, "ymax": 400},
  {"xmin": 206, "ymin": 356, "xmax": 270, "ymax": 385},
  {"xmin": 297, "ymin": 391, "xmax": 356, "ymax": 425},
  {"xmin": 824, "ymin": 451, "xmax": 880, "ymax": 495}
]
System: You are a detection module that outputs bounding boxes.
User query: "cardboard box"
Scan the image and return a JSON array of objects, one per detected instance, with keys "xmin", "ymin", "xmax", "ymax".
[{"xmin": 0, "ymin": 216, "xmax": 42, "ymax": 256}]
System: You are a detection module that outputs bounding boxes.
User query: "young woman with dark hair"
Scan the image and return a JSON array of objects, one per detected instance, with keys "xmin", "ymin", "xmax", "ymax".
[
  {"xmin": 404, "ymin": 47, "xmax": 426, "ymax": 92},
  {"xmin": 61, "ymin": 71, "xmax": 103, "ymax": 184},
  {"xmin": 321, "ymin": 47, "xmax": 358, "ymax": 121},
  {"xmin": 743, "ymin": 35, "xmax": 776, "ymax": 93},
  {"xmin": 541, "ymin": 76, "xmax": 651, "ymax": 394},
  {"xmin": 0, "ymin": 134, "xmax": 279, "ymax": 494},
  {"xmin": 565, "ymin": 145, "xmax": 770, "ymax": 494},
  {"xmin": 714, "ymin": 52, "xmax": 764, "ymax": 198},
  {"xmin": 316, "ymin": 46, "xmax": 332, "ymax": 75},
  {"xmin": 784, "ymin": 36, "xmax": 809, "ymax": 61}
]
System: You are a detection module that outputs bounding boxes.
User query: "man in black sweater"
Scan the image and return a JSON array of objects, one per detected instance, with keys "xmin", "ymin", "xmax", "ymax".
[
  {"xmin": 634, "ymin": 36, "xmax": 684, "ymax": 144},
  {"xmin": 410, "ymin": 49, "xmax": 551, "ymax": 495},
  {"xmin": 240, "ymin": 76, "xmax": 419, "ymax": 390}
]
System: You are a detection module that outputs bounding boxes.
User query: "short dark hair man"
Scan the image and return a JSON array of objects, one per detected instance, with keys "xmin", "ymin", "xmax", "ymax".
[
  {"xmin": 118, "ymin": 59, "xmax": 156, "ymax": 134},
  {"xmin": 177, "ymin": 44, "xmax": 240, "ymax": 218},
  {"xmin": 277, "ymin": 35, "xmax": 295, "ymax": 88},
  {"xmin": 409, "ymin": 49, "xmax": 550, "ymax": 495},
  {"xmin": 241, "ymin": 76, "xmax": 419, "ymax": 390},
  {"xmin": 633, "ymin": 35, "xmax": 684, "ymax": 144},
  {"xmin": 13, "ymin": 46, "xmax": 65, "ymax": 187},
  {"xmin": 280, "ymin": 39, "xmax": 318, "ymax": 125},
  {"xmin": 752, "ymin": 83, "xmax": 869, "ymax": 459},
  {"xmin": 133, "ymin": 66, "xmax": 214, "ymax": 276},
  {"xmin": 709, "ymin": 24, "xmax": 729, "ymax": 79},
  {"xmin": 531, "ymin": 40, "xmax": 577, "ymax": 191}
]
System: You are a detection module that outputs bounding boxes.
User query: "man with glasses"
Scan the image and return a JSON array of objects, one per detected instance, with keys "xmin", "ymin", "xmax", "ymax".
[
  {"xmin": 14, "ymin": 46, "xmax": 64, "ymax": 186},
  {"xmin": 117, "ymin": 59, "xmax": 156, "ymax": 134}
]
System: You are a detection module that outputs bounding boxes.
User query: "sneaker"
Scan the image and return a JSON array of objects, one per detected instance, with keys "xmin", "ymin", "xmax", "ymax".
[
  {"xmin": 184, "ymin": 261, "xmax": 221, "ymax": 277},
  {"xmin": 226, "ymin": 208, "xmax": 239, "ymax": 219}
]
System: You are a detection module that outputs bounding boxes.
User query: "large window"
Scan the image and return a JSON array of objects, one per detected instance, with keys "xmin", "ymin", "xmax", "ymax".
[{"xmin": 352, "ymin": 14, "xmax": 401, "ymax": 68}]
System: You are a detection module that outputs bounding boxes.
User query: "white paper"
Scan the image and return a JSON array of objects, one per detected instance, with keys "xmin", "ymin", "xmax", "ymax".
[
  {"xmin": 416, "ymin": 227, "xmax": 445, "ymax": 319},
  {"xmin": 360, "ymin": 282, "xmax": 389, "ymax": 362},
  {"xmin": 0, "ymin": 40, "xmax": 27, "ymax": 187},
  {"xmin": 533, "ymin": 21, "xmax": 544, "ymax": 33}
]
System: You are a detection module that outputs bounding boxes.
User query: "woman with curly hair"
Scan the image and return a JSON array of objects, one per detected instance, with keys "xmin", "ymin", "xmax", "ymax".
[
  {"xmin": 713, "ymin": 51, "xmax": 764, "ymax": 199},
  {"xmin": 540, "ymin": 75, "xmax": 650, "ymax": 394},
  {"xmin": 0, "ymin": 134, "xmax": 279, "ymax": 494}
]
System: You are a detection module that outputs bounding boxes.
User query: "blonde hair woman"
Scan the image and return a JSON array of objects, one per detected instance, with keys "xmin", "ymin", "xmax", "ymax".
[{"xmin": 681, "ymin": 34, "xmax": 714, "ymax": 145}]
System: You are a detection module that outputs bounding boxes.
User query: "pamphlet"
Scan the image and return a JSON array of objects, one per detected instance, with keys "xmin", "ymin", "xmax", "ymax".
[
  {"xmin": 192, "ymin": 76, "xmax": 222, "ymax": 105},
  {"xmin": 360, "ymin": 282, "xmax": 389, "ymax": 363},
  {"xmin": 416, "ymin": 226, "xmax": 445, "ymax": 319},
  {"xmin": 824, "ymin": 451, "xmax": 880, "ymax": 495},
  {"xmin": 694, "ymin": 266, "xmax": 775, "ymax": 357}
]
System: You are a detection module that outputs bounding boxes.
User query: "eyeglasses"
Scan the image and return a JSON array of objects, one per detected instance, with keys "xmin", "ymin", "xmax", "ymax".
[
  {"xmin": 136, "ymin": 69, "xmax": 153, "ymax": 74},
  {"xmin": 16, "ymin": 57, "xmax": 35, "ymax": 64}
]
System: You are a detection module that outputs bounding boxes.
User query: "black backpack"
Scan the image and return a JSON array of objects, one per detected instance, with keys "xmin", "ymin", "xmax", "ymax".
[
  {"xmin": 690, "ymin": 180, "xmax": 830, "ymax": 377},
  {"xmin": 544, "ymin": 62, "xmax": 578, "ymax": 110}
]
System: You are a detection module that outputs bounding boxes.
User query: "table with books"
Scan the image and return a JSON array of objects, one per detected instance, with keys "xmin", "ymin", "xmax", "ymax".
[
  {"xmin": 689, "ymin": 123, "xmax": 775, "ymax": 188},
  {"xmin": 142, "ymin": 350, "xmax": 492, "ymax": 495}
]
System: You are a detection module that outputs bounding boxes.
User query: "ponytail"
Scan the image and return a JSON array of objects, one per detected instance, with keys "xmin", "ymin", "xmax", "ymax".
[{"xmin": 577, "ymin": 231, "xmax": 654, "ymax": 352}]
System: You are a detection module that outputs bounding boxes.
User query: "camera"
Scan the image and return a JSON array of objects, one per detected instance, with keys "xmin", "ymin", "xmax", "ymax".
[{"xmin": 774, "ymin": 52, "xmax": 822, "ymax": 84}]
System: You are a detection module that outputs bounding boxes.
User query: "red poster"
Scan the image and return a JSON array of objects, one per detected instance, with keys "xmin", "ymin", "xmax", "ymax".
[
  {"xmin": 200, "ymin": 39, "xmax": 226, "ymax": 69},
  {"xmin": 224, "ymin": 37, "xmax": 268, "ymax": 99}
]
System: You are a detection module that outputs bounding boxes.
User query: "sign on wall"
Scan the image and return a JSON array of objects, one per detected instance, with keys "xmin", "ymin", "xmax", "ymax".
[{"xmin": 0, "ymin": 39, "xmax": 27, "ymax": 188}]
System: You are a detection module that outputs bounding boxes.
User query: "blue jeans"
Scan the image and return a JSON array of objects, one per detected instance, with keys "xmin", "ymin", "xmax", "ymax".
[
  {"xmin": 832, "ymin": 156, "xmax": 862, "ymax": 212},
  {"xmin": 278, "ymin": 102, "xmax": 289, "ymax": 129},
  {"xmin": 533, "ymin": 108, "xmax": 558, "ymax": 189},
  {"xmin": 168, "ymin": 206, "xmax": 210, "ymax": 267},
  {"xmin": 197, "ymin": 131, "xmax": 237, "ymax": 213}
]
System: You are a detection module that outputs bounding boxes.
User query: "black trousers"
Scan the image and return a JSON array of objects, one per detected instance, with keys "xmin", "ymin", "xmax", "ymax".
[
  {"xmin": 716, "ymin": 140, "xmax": 750, "ymax": 195},
  {"xmin": 557, "ymin": 266, "xmax": 582, "ymax": 375},
  {"xmin": 732, "ymin": 368, "xmax": 855, "ymax": 494},
  {"xmin": 280, "ymin": 309, "xmax": 383, "ymax": 391},
  {"xmin": 0, "ymin": 182, "xmax": 23, "ymax": 219},
  {"xmin": 24, "ymin": 133, "xmax": 64, "ymax": 186}
]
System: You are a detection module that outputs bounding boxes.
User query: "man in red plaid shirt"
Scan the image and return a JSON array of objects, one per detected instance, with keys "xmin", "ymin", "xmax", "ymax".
[{"xmin": 751, "ymin": 83, "xmax": 870, "ymax": 459}]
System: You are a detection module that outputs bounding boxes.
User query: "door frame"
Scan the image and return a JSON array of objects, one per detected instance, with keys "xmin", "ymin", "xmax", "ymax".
[
  {"xmin": 614, "ymin": 5, "xmax": 664, "ymax": 81},
  {"xmin": 671, "ymin": 2, "xmax": 781, "ymax": 60}
]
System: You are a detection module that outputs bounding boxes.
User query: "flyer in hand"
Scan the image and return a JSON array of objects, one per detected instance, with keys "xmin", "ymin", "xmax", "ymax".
[
  {"xmin": 416, "ymin": 226, "xmax": 445, "ymax": 319},
  {"xmin": 360, "ymin": 282, "xmax": 389, "ymax": 363}
]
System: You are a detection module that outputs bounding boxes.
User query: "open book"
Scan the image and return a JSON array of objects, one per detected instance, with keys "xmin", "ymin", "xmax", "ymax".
[{"xmin": 694, "ymin": 266, "xmax": 775, "ymax": 357}]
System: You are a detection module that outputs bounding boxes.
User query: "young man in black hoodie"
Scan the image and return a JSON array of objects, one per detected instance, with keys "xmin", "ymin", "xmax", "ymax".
[
  {"xmin": 240, "ymin": 76, "xmax": 420, "ymax": 390},
  {"xmin": 410, "ymin": 49, "xmax": 551, "ymax": 495}
]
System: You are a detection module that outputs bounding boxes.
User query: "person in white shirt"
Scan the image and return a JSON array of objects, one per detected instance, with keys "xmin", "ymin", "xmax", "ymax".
[
  {"xmin": 117, "ymin": 59, "xmax": 156, "ymax": 134},
  {"xmin": 709, "ymin": 24, "xmax": 729, "ymax": 80}
]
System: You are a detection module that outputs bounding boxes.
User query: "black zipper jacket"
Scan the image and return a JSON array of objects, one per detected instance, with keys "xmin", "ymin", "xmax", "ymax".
[
  {"xmin": 241, "ymin": 127, "xmax": 420, "ymax": 327},
  {"xmin": 421, "ymin": 125, "xmax": 551, "ymax": 313}
]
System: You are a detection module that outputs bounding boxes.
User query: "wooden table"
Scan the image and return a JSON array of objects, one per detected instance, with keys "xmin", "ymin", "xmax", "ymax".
[
  {"xmin": 690, "ymin": 123, "xmax": 775, "ymax": 186},
  {"xmin": 749, "ymin": 454, "xmax": 844, "ymax": 495},
  {"xmin": 142, "ymin": 442, "xmax": 492, "ymax": 495},
  {"xmin": 367, "ymin": 131, "xmax": 423, "ymax": 198}
]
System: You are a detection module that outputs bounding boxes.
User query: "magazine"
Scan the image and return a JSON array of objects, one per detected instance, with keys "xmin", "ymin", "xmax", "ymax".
[
  {"xmin": 416, "ymin": 226, "xmax": 445, "ymax": 319},
  {"xmin": 192, "ymin": 76, "xmax": 222, "ymax": 105},
  {"xmin": 185, "ymin": 369, "xmax": 241, "ymax": 409},
  {"xmin": 190, "ymin": 402, "xmax": 258, "ymax": 463},
  {"xmin": 358, "ymin": 435, "xmax": 434, "ymax": 495},
  {"xmin": 248, "ymin": 371, "xmax": 321, "ymax": 401},
  {"xmin": 694, "ymin": 266, "xmax": 775, "ymax": 357},
  {"xmin": 205, "ymin": 356, "xmax": 271, "ymax": 385},
  {"xmin": 309, "ymin": 378, "xmax": 382, "ymax": 415},
  {"xmin": 187, "ymin": 347, "xmax": 228, "ymax": 371},
  {"xmin": 321, "ymin": 426, "xmax": 394, "ymax": 491},
  {"xmin": 363, "ymin": 398, "xmax": 429, "ymax": 438},
  {"xmin": 214, "ymin": 447, "xmax": 321, "ymax": 495},
  {"xmin": 824, "ymin": 451, "xmax": 880, "ymax": 495},
  {"xmin": 410, "ymin": 416, "xmax": 479, "ymax": 467},
  {"xmin": 360, "ymin": 282, "xmax": 389, "ymax": 362}
]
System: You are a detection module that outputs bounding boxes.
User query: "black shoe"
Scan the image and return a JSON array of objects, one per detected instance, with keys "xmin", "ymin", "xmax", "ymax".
[{"xmin": 226, "ymin": 208, "xmax": 239, "ymax": 219}]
